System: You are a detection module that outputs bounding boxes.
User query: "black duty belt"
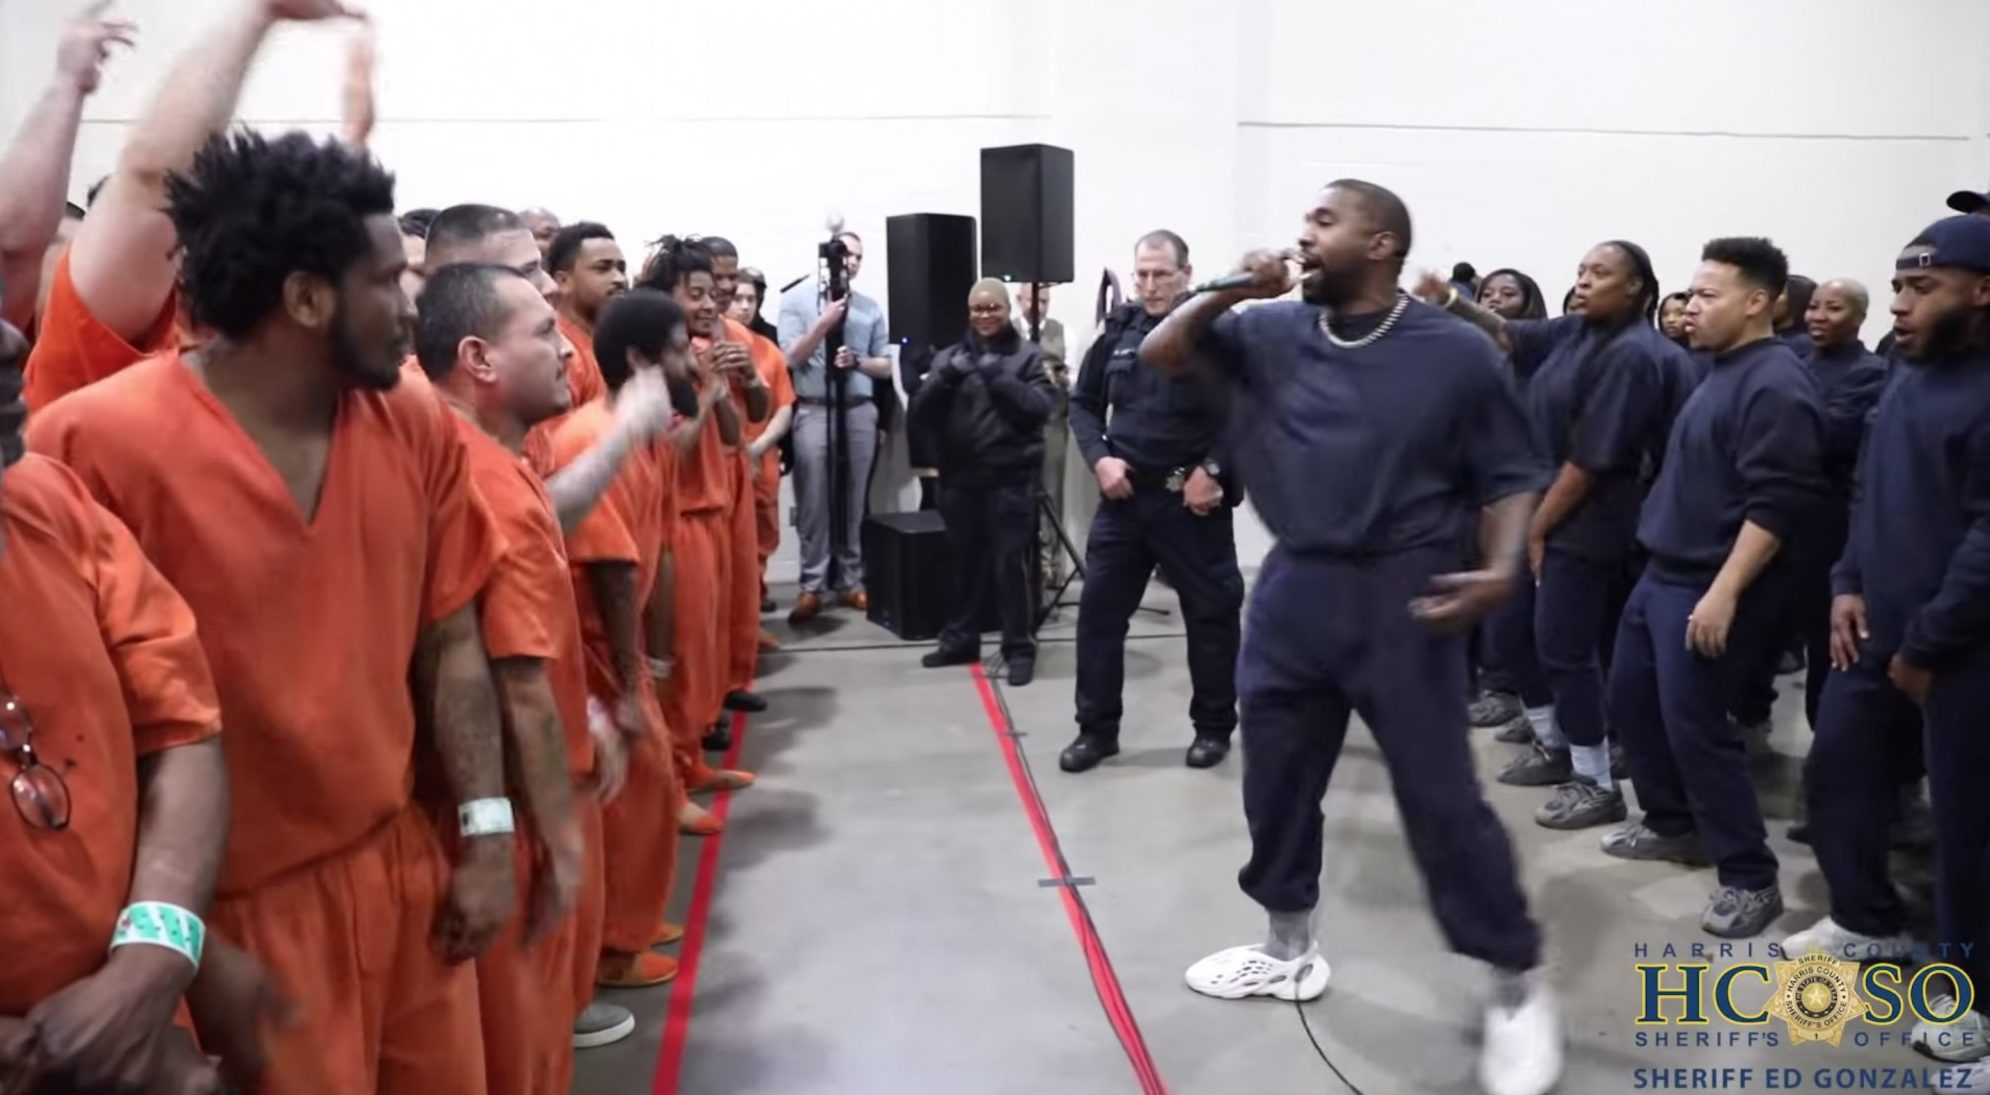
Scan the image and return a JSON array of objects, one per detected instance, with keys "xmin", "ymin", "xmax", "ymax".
[{"xmin": 1126, "ymin": 464, "xmax": 1196, "ymax": 493}]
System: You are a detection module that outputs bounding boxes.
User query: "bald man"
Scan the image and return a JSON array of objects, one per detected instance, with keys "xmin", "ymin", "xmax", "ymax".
[{"xmin": 521, "ymin": 209, "xmax": 561, "ymax": 263}]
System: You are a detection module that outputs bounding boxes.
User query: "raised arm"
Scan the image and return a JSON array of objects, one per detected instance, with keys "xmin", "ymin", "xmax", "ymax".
[
  {"xmin": 0, "ymin": 4, "xmax": 132, "ymax": 330},
  {"xmin": 1415, "ymin": 270, "xmax": 1514, "ymax": 354},
  {"xmin": 545, "ymin": 369, "xmax": 672, "ymax": 533},
  {"xmin": 70, "ymin": 0, "xmax": 359, "ymax": 340},
  {"xmin": 1142, "ymin": 248, "xmax": 1287, "ymax": 378}
]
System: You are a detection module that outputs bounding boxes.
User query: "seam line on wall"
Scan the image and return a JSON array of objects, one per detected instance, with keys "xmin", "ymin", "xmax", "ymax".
[{"xmin": 1237, "ymin": 120, "xmax": 1969, "ymax": 142}]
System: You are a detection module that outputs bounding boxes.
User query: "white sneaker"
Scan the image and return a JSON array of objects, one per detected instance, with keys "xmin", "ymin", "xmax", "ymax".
[
  {"xmin": 1184, "ymin": 944, "xmax": 1331, "ymax": 1001},
  {"xmin": 573, "ymin": 1001, "xmax": 636, "ymax": 1049},
  {"xmin": 1780, "ymin": 916, "xmax": 1915, "ymax": 961},
  {"xmin": 1479, "ymin": 974, "xmax": 1563, "ymax": 1095},
  {"xmin": 1915, "ymin": 1000, "xmax": 1990, "ymax": 1063}
]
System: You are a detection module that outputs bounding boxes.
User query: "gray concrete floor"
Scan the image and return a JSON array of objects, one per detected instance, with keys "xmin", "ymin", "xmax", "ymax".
[{"xmin": 575, "ymin": 580, "xmax": 1933, "ymax": 1095}]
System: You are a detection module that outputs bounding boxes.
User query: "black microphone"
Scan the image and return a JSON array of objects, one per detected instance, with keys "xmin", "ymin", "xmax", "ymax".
[
  {"xmin": 1190, "ymin": 255, "xmax": 1301, "ymax": 295},
  {"xmin": 1190, "ymin": 272, "xmax": 1256, "ymax": 294}
]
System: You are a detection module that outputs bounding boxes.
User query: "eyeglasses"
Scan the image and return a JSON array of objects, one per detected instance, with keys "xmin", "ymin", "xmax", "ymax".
[{"xmin": 0, "ymin": 691, "xmax": 70, "ymax": 831}]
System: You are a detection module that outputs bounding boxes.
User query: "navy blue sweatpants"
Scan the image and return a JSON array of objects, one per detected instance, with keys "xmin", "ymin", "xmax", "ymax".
[
  {"xmin": 1806, "ymin": 660, "xmax": 1924, "ymax": 938},
  {"xmin": 1925, "ymin": 649, "xmax": 1990, "ymax": 1015},
  {"xmin": 1236, "ymin": 545, "xmax": 1542, "ymax": 973},
  {"xmin": 1607, "ymin": 571, "xmax": 1781, "ymax": 890}
]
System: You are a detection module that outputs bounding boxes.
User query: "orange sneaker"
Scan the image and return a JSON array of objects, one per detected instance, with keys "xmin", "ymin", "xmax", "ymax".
[
  {"xmin": 689, "ymin": 767, "xmax": 756, "ymax": 794},
  {"xmin": 652, "ymin": 921, "xmax": 685, "ymax": 947},
  {"xmin": 758, "ymin": 629, "xmax": 782, "ymax": 651},
  {"xmin": 678, "ymin": 801, "xmax": 724, "ymax": 836},
  {"xmin": 597, "ymin": 950, "xmax": 678, "ymax": 988}
]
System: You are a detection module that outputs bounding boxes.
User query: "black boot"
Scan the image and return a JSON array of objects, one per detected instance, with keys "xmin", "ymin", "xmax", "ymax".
[
  {"xmin": 1184, "ymin": 736, "xmax": 1230, "ymax": 769},
  {"xmin": 1059, "ymin": 734, "xmax": 1120, "ymax": 773},
  {"xmin": 702, "ymin": 723, "xmax": 731, "ymax": 752},
  {"xmin": 723, "ymin": 690, "xmax": 767, "ymax": 713}
]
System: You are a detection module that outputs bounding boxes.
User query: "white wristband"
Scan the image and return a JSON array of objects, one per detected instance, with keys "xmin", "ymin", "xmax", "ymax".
[{"xmin": 458, "ymin": 797, "xmax": 515, "ymax": 838}]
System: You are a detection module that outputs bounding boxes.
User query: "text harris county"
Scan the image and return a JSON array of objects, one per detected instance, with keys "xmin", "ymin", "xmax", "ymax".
[{"xmin": 1630, "ymin": 1066, "xmax": 1983, "ymax": 1090}]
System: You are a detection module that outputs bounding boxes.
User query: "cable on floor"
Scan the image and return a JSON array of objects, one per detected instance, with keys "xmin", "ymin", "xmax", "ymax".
[{"xmin": 987, "ymin": 648, "xmax": 1369, "ymax": 1095}]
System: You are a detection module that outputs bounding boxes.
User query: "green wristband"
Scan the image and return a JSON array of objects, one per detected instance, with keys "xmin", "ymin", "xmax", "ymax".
[{"xmin": 110, "ymin": 901, "xmax": 205, "ymax": 969}]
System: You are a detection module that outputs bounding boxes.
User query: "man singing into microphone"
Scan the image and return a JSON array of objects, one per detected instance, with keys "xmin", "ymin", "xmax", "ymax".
[{"xmin": 1143, "ymin": 180, "xmax": 1561, "ymax": 1095}]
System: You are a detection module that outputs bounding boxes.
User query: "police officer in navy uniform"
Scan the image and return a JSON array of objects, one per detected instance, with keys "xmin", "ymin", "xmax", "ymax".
[{"xmin": 1061, "ymin": 230, "xmax": 1244, "ymax": 773}]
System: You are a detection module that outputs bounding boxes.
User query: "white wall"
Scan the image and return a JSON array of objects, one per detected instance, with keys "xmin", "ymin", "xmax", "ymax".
[{"xmin": 4, "ymin": 0, "xmax": 1986, "ymax": 574}]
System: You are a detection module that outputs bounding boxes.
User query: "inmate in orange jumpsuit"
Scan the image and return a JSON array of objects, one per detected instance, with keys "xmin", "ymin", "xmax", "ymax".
[
  {"xmin": 0, "ymin": 454, "xmax": 221, "ymax": 1017},
  {"xmin": 452, "ymin": 407, "xmax": 594, "ymax": 1095},
  {"xmin": 29, "ymin": 355, "xmax": 503, "ymax": 1095},
  {"xmin": 746, "ymin": 330, "xmax": 795, "ymax": 586},
  {"xmin": 729, "ymin": 329, "xmax": 792, "ymax": 687},
  {"xmin": 22, "ymin": 250, "xmax": 183, "ymax": 413},
  {"xmin": 524, "ymin": 313, "xmax": 607, "ymax": 464},
  {"xmin": 672, "ymin": 320, "xmax": 756, "ymax": 786},
  {"xmin": 550, "ymin": 398, "xmax": 681, "ymax": 962}
]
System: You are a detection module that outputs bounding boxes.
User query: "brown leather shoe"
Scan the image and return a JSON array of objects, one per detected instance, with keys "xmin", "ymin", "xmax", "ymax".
[
  {"xmin": 788, "ymin": 591, "xmax": 822, "ymax": 624},
  {"xmin": 841, "ymin": 588, "xmax": 869, "ymax": 612}
]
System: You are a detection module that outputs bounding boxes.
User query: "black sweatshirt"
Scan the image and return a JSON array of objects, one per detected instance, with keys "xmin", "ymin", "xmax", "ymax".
[
  {"xmin": 1805, "ymin": 339, "xmax": 1889, "ymax": 500},
  {"xmin": 1637, "ymin": 336, "xmax": 1827, "ymax": 584},
  {"xmin": 1832, "ymin": 349, "xmax": 1990, "ymax": 666}
]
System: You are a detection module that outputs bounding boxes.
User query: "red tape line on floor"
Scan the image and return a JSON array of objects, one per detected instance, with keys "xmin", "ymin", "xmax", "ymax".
[
  {"xmin": 970, "ymin": 664, "xmax": 1170, "ymax": 1095},
  {"xmin": 653, "ymin": 705, "xmax": 750, "ymax": 1095}
]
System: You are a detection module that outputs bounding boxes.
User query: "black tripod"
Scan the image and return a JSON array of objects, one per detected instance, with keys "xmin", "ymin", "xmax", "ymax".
[{"xmin": 819, "ymin": 234, "xmax": 854, "ymax": 595}]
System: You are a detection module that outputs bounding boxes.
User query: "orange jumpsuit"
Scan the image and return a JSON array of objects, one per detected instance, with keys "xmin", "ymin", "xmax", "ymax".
[
  {"xmin": 731, "ymin": 329, "xmax": 793, "ymax": 688},
  {"xmin": 672, "ymin": 319, "xmax": 756, "ymax": 783},
  {"xmin": 29, "ymin": 355, "xmax": 503, "ymax": 1095},
  {"xmin": 22, "ymin": 250, "xmax": 183, "ymax": 413},
  {"xmin": 743, "ymin": 329, "xmax": 794, "ymax": 588},
  {"xmin": 451, "ymin": 407, "xmax": 593, "ymax": 1095},
  {"xmin": 550, "ymin": 399, "xmax": 680, "ymax": 960},
  {"xmin": 0, "ymin": 454, "xmax": 221, "ymax": 1016}
]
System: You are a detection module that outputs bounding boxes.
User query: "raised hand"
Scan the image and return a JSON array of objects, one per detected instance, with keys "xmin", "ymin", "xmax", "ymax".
[{"xmin": 57, "ymin": 2, "xmax": 137, "ymax": 96}]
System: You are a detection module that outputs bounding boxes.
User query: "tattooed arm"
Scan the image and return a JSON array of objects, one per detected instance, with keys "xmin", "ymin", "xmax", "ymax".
[{"xmin": 414, "ymin": 603, "xmax": 514, "ymax": 963}]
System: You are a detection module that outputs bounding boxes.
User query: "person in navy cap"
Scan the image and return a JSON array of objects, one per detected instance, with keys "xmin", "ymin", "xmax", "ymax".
[
  {"xmin": 1786, "ymin": 215, "xmax": 1990, "ymax": 1085},
  {"xmin": 1144, "ymin": 179, "xmax": 1561, "ymax": 1095}
]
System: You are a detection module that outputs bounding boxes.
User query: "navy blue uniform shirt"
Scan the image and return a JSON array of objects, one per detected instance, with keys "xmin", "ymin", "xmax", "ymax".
[
  {"xmin": 1804, "ymin": 340, "xmax": 1889, "ymax": 500},
  {"xmin": 1191, "ymin": 299, "xmax": 1544, "ymax": 557},
  {"xmin": 1509, "ymin": 316, "xmax": 1679, "ymax": 560},
  {"xmin": 1070, "ymin": 304, "xmax": 1227, "ymax": 471},
  {"xmin": 1832, "ymin": 350, "xmax": 1990, "ymax": 666},
  {"xmin": 1637, "ymin": 337, "xmax": 1827, "ymax": 583}
]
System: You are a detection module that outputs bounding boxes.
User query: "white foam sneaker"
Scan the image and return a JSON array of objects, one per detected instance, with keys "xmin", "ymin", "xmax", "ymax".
[
  {"xmin": 1184, "ymin": 944, "xmax": 1331, "ymax": 1001},
  {"xmin": 1479, "ymin": 974, "xmax": 1563, "ymax": 1095},
  {"xmin": 1914, "ymin": 999, "xmax": 1990, "ymax": 1063},
  {"xmin": 1780, "ymin": 916, "xmax": 1915, "ymax": 961}
]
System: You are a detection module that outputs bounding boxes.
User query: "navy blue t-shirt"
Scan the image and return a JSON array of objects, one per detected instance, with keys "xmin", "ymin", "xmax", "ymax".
[
  {"xmin": 1832, "ymin": 351, "xmax": 1990, "ymax": 665},
  {"xmin": 1637, "ymin": 337, "xmax": 1826, "ymax": 584},
  {"xmin": 1508, "ymin": 316, "xmax": 1679, "ymax": 560},
  {"xmin": 1192, "ymin": 299, "xmax": 1544, "ymax": 557},
  {"xmin": 1804, "ymin": 340, "xmax": 1889, "ymax": 500}
]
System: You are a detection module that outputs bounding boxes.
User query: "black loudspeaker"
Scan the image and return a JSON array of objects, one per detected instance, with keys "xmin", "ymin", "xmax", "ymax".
[
  {"xmin": 862, "ymin": 507, "xmax": 1042, "ymax": 643},
  {"xmin": 863, "ymin": 510, "xmax": 951, "ymax": 641},
  {"xmin": 886, "ymin": 213, "xmax": 977, "ymax": 348},
  {"xmin": 980, "ymin": 143, "xmax": 1074, "ymax": 284}
]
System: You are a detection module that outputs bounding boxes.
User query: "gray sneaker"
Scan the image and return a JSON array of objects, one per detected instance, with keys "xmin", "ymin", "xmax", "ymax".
[
  {"xmin": 1702, "ymin": 885, "xmax": 1784, "ymax": 938},
  {"xmin": 1471, "ymin": 692, "xmax": 1523, "ymax": 728},
  {"xmin": 1498, "ymin": 744, "xmax": 1572, "ymax": 787},
  {"xmin": 1601, "ymin": 823, "xmax": 1709, "ymax": 865},
  {"xmin": 1495, "ymin": 718, "xmax": 1535, "ymax": 745},
  {"xmin": 1535, "ymin": 779, "xmax": 1628, "ymax": 831},
  {"xmin": 574, "ymin": 1000, "xmax": 636, "ymax": 1049}
]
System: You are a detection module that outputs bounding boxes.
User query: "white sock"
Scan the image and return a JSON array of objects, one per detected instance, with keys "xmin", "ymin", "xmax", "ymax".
[
  {"xmin": 1266, "ymin": 910, "xmax": 1313, "ymax": 961},
  {"xmin": 1571, "ymin": 743, "xmax": 1613, "ymax": 790},
  {"xmin": 1526, "ymin": 706, "xmax": 1566, "ymax": 750},
  {"xmin": 1493, "ymin": 967, "xmax": 1538, "ymax": 1010}
]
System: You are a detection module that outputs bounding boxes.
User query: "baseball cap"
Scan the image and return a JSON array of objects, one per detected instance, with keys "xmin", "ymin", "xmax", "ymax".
[
  {"xmin": 1900, "ymin": 215, "xmax": 1990, "ymax": 273},
  {"xmin": 1947, "ymin": 188, "xmax": 1989, "ymax": 215}
]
